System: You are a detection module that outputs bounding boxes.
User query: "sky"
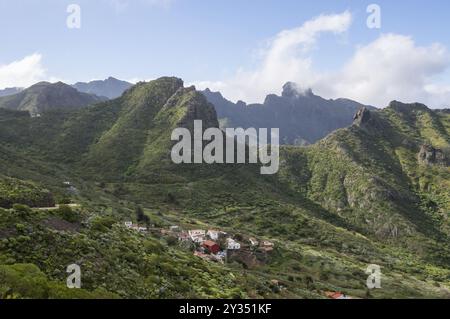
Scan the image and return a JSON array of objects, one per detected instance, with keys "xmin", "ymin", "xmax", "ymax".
[{"xmin": 1, "ymin": 0, "xmax": 450, "ymax": 108}]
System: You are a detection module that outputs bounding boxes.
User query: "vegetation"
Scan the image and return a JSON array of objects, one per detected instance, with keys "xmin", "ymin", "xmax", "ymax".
[{"xmin": 0, "ymin": 78, "xmax": 449, "ymax": 299}]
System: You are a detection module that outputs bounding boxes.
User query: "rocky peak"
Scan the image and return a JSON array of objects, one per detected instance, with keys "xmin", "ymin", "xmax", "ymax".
[
  {"xmin": 353, "ymin": 107, "xmax": 371, "ymax": 126},
  {"xmin": 418, "ymin": 144, "xmax": 446, "ymax": 166}
]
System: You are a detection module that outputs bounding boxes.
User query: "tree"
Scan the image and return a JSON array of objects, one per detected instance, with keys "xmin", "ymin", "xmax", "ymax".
[{"xmin": 135, "ymin": 206, "xmax": 150, "ymax": 226}]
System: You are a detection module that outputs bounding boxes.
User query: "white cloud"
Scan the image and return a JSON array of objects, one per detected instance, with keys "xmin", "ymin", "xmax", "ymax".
[
  {"xmin": 194, "ymin": 11, "xmax": 352, "ymax": 103},
  {"xmin": 316, "ymin": 34, "xmax": 450, "ymax": 107},
  {"xmin": 0, "ymin": 53, "xmax": 55, "ymax": 89},
  {"xmin": 195, "ymin": 11, "xmax": 450, "ymax": 108}
]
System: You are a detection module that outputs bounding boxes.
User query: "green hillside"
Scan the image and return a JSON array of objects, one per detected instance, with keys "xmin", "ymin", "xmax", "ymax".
[
  {"xmin": 0, "ymin": 77, "xmax": 449, "ymax": 299},
  {"xmin": 0, "ymin": 81, "xmax": 106, "ymax": 116}
]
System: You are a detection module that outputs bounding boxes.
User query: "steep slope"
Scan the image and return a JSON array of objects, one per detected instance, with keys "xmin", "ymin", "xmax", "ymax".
[
  {"xmin": 278, "ymin": 102, "xmax": 450, "ymax": 261},
  {"xmin": 0, "ymin": 82, "xmax": 106, "ymax": 116},
  {"xmin": 0, "ymin": 175, "xmax": 54, "ymax": 208},
  {"xmin": 203, "ymin": 82, "xmax": 372, "ymax": 145},
  {"xmin": 72, "ymin": 77, "xmax": 133, "ymax": 99},
  {"xmin": 79, "ymin": 77, "xmax": 220, "ymax": 180}
]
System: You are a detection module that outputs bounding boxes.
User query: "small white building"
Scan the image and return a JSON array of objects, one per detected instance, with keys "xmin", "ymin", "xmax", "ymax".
[
  {"xmin": 188, "ymin": 230, "xmax": 206, "ymax": 243},
  {"xmin": 263, "ymin": 241, "xmax": 274, "ymax": 247},
  {"xmin": 227, "ymin": 238, "xmax": 241, "ymax": 250},
  {"xmin": 124, "ymin": 221, "xmax": 133, "ymax": 228},
  {"xmin": 170, "ymin": 225, "xmax": 181, "ymax": 232},
  {"xmin": 138, "ymin": 227, "xmax": 148, "ymax": 233},
  {"xmin": 207, "ymin": 230, "xmax": 220, "ymax": 241}
]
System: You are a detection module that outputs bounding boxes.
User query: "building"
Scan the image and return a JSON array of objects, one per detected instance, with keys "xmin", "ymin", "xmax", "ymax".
[
  {"xmin": 124, "ymin": 221, "xmax": 133, "ymax": 228},
  {"xmin": 138, "ymin": 227, "xmax": 147, "ymax": 233},
  {"xmin": 188, "ymin": 230, "xmax": 206, "ymax": 243},
  {"xmin": 227, "ymin": 238, "xmax": 241, "ymax": 250},
  {"xmin": 202, "ymin": 240, "xmax": 220, "ymax": 254},
  {"xmin": 324, "ymin": 291, "xmax": 351, "ymax": 299},
  {"xmin": 177, "ymin": 232, "xmax": 190, "ymax": 242},
  {"xmin": 262, "ymin": 240, "xmax": 274, "ymax": 251},
  {"xmin": 206, "ymin": 230, "xmax": 220, "ymax": 241}
]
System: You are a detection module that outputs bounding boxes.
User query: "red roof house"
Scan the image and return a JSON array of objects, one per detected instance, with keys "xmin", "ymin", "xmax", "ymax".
[{"xmin": 202, "ymin": 240, "xmax": 220, "ymax": 254}]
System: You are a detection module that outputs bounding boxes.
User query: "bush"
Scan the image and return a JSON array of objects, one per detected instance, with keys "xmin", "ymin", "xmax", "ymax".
[
  {"xmin": 90, "ymin": 216, "xmax": 116, "ymax": 232},
  {"xmin": 56, "ymin": 205, "xmax": 80, "ymax": 223}
]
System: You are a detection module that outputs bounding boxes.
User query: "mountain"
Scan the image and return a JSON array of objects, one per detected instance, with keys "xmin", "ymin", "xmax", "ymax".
[
  {"xmin": 0, "ymin": 77, "xmax": 449, "ymax": 299},
  {"xmin": 0, "ymin": 87, "xmax": 23, "ymax": 97},
  {"xmin": 202, "ymin": 82, "xmax": 373, "ymax": 145},
  {"xmin": 72, "ymin": 77, "xmax": 133, "ymax": 99},
  {"xmin": 279, "ymin": 101, "xmax": 450, "ymax": 243},
  {"xmin": 0, "ymin": 82, "xmax": 106, "ymax": 116}
]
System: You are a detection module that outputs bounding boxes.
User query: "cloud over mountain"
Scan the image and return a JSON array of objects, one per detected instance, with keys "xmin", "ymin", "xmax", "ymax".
[
  {"xmin": 0, "ymin": 53, "xmax": 55, "ymax": 90},
  {"xmin": 195, "ymin": 11, "xmax": 450, "ymax": 108}
]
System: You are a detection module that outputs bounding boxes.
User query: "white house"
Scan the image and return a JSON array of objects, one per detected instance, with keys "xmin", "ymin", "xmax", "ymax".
[
  {"xmin": 189, "ymin": 230, "xmax": 206, "ymax": 243},
  {"xmin": 263, "ymin": 241, "xmax": 274, "ymax": 247},
  {"xmin": 138, "ymin": 227, "xmax": 148, "ymax": 233},
  {"xmin": 124, "ymin": 221, "xmax": 133, "ymax": 228},
  {"xmin": 227, "ymin": 238, "xmax": 241, "ymax": 250},
  {"xmin": 207, "ymin": 230, "xmax": 220, "ymax": 241}
]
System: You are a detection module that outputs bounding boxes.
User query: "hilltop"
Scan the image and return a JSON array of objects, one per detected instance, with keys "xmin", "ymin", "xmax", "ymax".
[
  {"xmin": 72, "ymin": 77, "xmax": 133, "ymax": 99},
  {"xmin": 0, "ymin": 81, "xmax": 106, "ymax": 116}
]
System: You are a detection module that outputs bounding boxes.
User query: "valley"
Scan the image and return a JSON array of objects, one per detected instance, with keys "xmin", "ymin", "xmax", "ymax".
[{"xmin": 0, "ymin": 77, "xmax": 449, "ymax": 299}]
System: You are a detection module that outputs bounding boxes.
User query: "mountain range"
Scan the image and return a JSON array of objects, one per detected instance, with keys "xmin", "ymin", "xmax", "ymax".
[
  {"xmin": 72, "ymin": 77, "xmax": 133, "ymax": 99},
  {"xmin": 202, "ymin": 82, "xmax": 373, "ymax": 145},
  {"xmin": 0, "ymin": 77, "xmax": 449, "ymax": 299},
  {"xmin": 0, "ymin": 81, "xmax": 106, "ymax": 116}
]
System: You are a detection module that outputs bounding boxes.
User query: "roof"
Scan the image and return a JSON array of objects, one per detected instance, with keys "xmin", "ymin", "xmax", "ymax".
[
  {"xmin": 324, "ymin": 291, "xmax": 345, "ymax": 299},
  {"xmin": 203, "ymin": 240, "xmax": 218, "ymax": 247}
]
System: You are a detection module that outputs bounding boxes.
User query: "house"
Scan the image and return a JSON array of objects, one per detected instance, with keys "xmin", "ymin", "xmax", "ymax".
[
  {"xmin": 226, "ymin": 238, "xmax": 241, "ymax": 250},
  {"xmin": 124, "ymin": 221, "xmax": 133, "ymax": 228},
  {"xmin": 202, "ymin": 240, "xmax": 220, "ymax": 254},
  {"xmin": 263, "ymin": 241, "xmax": 274, "ymax": 247},
  {"xmin": 170, "ymin": 225, "xmax": 180, "ymax": 232},
  {"xmin": 262, "ymin": 240, "xmax": 274, "ymax": 251},
  {"xmin": 207, "ymin": 230, "xmax": 227, "ymax": 241},
  {"xmin": 138, "ymin": 227, "xmax": 148, "ymax": 233},
  {"xmin": 177, "ymin": 232, "xmax": 190, "ymax": 242},
  {"xmin": 206, "ymin": 230, "xmax": 220, "ymax": 241},
  {"xmin": 324, "ymin": 291, "xmax": 351, "ymax": 299},
  {"xmin": 188, "ymin": 230, "xmax": 206, "ymax": 243},
  {"xmin": 249, "ymin": 238, "xmax": 259, "ymax": 246}
]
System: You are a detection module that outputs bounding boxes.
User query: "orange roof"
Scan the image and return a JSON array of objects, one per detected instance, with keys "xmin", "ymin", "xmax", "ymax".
[
  {"xmin": 203, "ymin": 240, "xmax": 218, "ymax": 247},
  {"xmin": 324, "ymin": 291, "xmax": 344, "ymax": 299}
]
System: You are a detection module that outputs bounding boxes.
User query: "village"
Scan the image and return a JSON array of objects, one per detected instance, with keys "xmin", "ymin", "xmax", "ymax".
[
  {"xmin": 123, "ymin": 220, "xmax": 275, "ymax": 265},
  {"xmin": 122, "ymin": 220, "xmax": 355, "ymax": 299}
]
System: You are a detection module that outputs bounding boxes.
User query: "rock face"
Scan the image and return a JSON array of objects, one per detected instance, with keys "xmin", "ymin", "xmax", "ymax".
[
  {"xmin": 202, "ymin": 83, "xmax": 372, "ymax": 145},
  {"xmin": 353, "ymin": 107, "xmax": 371, "ymax": 126},
  {"xmin": 418, "ymin": 144, "xmax": 446, "ymax": 166}
]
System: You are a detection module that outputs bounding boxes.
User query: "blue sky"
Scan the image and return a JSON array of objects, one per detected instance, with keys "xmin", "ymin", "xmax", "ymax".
[{"xmin": 1, "ymin": 0, "xmax": 450, "ymax": 107}]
